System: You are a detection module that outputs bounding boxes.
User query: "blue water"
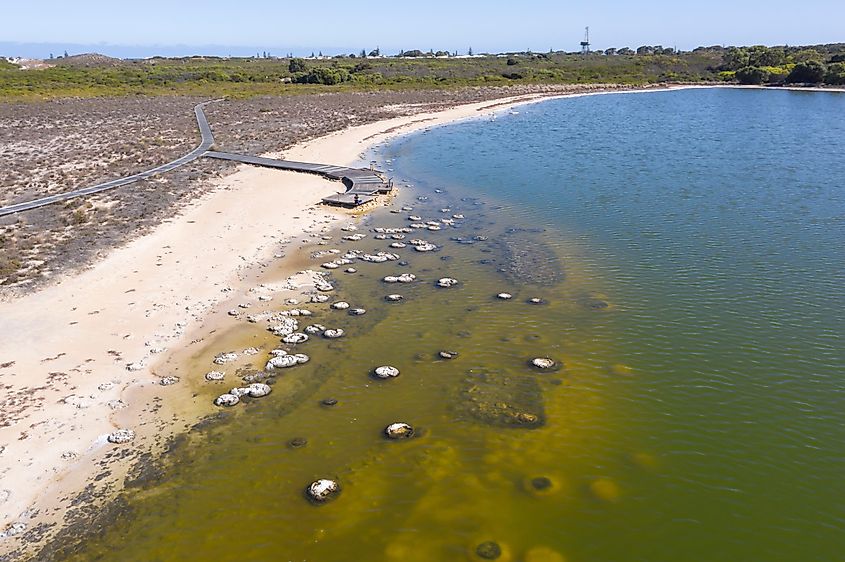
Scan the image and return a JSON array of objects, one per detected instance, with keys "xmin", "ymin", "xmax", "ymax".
[{"xmin": 382, "ymin": 87, "xmax": 845, "ymax": 560}]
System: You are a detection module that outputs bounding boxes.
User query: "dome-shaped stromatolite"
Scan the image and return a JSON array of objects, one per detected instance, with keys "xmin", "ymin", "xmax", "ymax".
[
  {"xmin": 306, "ymin": 479, "xmax": 340, "ymax": 503},
  {"xmin": 373, "ymin": 365, "xmax": 400, "ymax": 379},
  {"xmin": 384, "ymin": 422, "xmax": 415, "ymax": 439}
]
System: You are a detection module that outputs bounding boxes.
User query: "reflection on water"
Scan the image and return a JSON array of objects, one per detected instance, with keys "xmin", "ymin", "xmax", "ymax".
[{"xmin": 68, "ymin": 88, "xmax": 845, "ymax": 561}]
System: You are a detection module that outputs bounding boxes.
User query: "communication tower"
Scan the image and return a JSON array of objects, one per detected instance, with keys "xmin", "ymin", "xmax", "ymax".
[{"xmin": 580, "ymin": 27, "xmax": 591, "ymax": 54}]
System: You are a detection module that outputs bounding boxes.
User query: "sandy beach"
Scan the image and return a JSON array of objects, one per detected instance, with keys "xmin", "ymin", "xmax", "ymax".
[{"xmin": 0, "ymin": 88, "xmax": 613, "ymax": 555}]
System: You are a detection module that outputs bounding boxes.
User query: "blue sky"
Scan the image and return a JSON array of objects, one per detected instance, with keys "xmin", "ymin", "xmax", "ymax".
[{"xmin": 2, "ymin": 0, "xmax": 843, "ymax": 58}]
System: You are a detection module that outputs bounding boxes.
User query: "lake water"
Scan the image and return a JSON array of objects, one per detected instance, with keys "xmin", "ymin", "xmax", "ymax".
[{"xmin": 65, "ymin": 88, "xmax": 845, "ymax": 561}]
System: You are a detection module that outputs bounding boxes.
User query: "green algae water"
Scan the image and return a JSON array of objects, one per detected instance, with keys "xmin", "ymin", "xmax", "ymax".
[{"xmin": 66, "ymin": 88, "xmax": 845, "ymax": 561}]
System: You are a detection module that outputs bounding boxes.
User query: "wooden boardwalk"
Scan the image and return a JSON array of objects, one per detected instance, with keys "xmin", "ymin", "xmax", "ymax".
[
  {"xmin": 0, "ymin": 100, "xmax": 392, "ymax": 217},
  {"xmin": 204, "ymin": 151, "xmax": 393, "ymax": 207}
]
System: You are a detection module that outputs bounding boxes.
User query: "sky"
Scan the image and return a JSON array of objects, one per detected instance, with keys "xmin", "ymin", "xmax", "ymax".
[{"xmin": 2, "ymin": 0, "xmax": 843, "ymax": 59}]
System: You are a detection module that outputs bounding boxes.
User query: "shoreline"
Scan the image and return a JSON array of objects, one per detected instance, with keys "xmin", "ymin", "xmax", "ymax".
[{"xmin": 1, "ymin": 81, "xmax": 837, "ymax": 556}]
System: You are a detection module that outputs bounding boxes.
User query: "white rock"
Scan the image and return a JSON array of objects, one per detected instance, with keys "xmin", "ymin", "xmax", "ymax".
[
  {"xmin": 306, "ymin": 479, "xmax": 339, "ymax": 502},
  {"xmin": 280, "ymin": 329, "xmax": 305, "ymax": 344},
  {"xmin": 390, "ymin": 242, "xmax": 407, "ymax": 249},
  {"xmin": 497, "ymin": 293, "xmax": 513, "ymax": 300},
  {"xmin": 531, "ymin": 358, "xmax": 556, "ymax": 369},
  {"xmin": 247, "ymin": 383, "xmax": 272, "ymax": 398},
  {"xmin": 331, "ymin": 301, "xmax": 351, "ymax": 310},
  {"xmin": 266, "ymin": 355, "xmax": 299, "ymax": 369},
  {"xmin": 323, "ymin": 329, "xmax": 345, "ymax": 339},
  {"xmin": 213, "ymin": 352, "xmax": 239, "ymax": 365},
  {"xmin": 107, "ymin": 429, "xmax": 135, "ymax": 444},
  {"xmin": 414, "ymin": 243, "xmax": 437, "ymax": 252},
  {"xmin": 385, "ymin": 294, "xmax": 404, "ymax": 302},
  {"xmin": 126, "ymin": 362, "xmax": 144, "ymax": 372},
  {"xmin": 374, "ymin": 365, "xmax": 400, "ymax": 379},
  {"xmin": 436, "ymin": 277, "xmax": 459, "ymax": 288},
  {"xmin": 242, "ymin": 347, "xmax": 260, "ymax": 356},
  {"xmin": 310, "ymin": 294, "xmax": 330, "ymax": 303},
  {"xmin": 159, "ymin": 376, "xmax": 179, "ymax": 386},
  {"xmin": 214, "ymin": 393, "xmax": 240, "ymax": 407},
  {"xmin": 229, "ymin": 387, "xmax": 251, "ymax": 398},
  {"xmin": 385, "ymin": 422, "xmax": 415, "ymax": 439},
  {"xmin": 205, "ymin": 371, "xmax": 226, "ymax": 381},
  {"xmin": 349, "ymin": 308, "xmax": 366, "ymax": 316},
  {"xmin": 305, "ymin": 324, "xmax": 327, "ymax": 335}
]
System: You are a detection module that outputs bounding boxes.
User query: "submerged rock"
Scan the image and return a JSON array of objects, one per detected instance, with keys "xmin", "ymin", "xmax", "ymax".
[
  {"xmin": 331, "ymin": 301, "xmax": 350, "ymax": 310},
  {"xmin": 384, "ymin": 422, "xmax": 415, "ymax": 439},
  {"xmin": 288, "ymin": 437, "xmax": 308, "ymax": 449},
  {"xmin": 107, "ymin": 429, "xmax": 135, "ymax": 444},
  {"xmin": 306, "ymin": 479, "xmax": 340, "ymax": 503},
  {"xmin": 455, "ymin": 371, "xmax": 545, "ymax": 428},
  {"xmin": 349, "ymin": 308, "xmax": 367, "ymax": 316},
  {"xmin": 436, "ymin": 277, "xmax": 459, "ymax": 288},
  {"xmin": 373, "ymin": 365, "xmax": 400, "ymax": 379},
  {"xmin": 497, "ymin": 293, "xmax": 513, "ymax": 300},
  {"xmin": 323, "ymin": 329, "xmax": 345, "ymax": 339},
  {"xmin": 310, "ymin": 294, "xmax": 330, "ymax": 303},
  {"xmin": 439, "ymin": 350, "xmax": 459, "ymax": 360},
  {"xmin": 385, "ymin": 294, "xmax": 404, "ymax": 302},
  {"xmin": 475, "ymin": 541, "xmax": 503, "ymax": 560},
  {"xmin": 528, "ymin": 297, "xmax": 545, "ymax": 305},
  {"xmin": 490, "ymin": 230, "xmax": 564, "ymax": 286}
]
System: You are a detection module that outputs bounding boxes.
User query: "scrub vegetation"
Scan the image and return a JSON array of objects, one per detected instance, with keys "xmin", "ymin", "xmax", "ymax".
[{"xmin": 3, "ymin": 44, "xmax": 842, "ymax": 101}]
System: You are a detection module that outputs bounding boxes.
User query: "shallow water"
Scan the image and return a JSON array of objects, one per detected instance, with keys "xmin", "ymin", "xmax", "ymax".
[{"xmin": 66, "ymin": 88, "xmax": 845, "ymax": 561}]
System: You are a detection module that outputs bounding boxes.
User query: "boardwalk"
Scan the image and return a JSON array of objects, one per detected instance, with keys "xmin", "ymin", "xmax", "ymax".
[
  {"xmin": 0, "ymin": 100, "xmax": 391, "ymax": 217},
  {"xmin": 205, "ymin": 151, "xmax": 392, "ymax": 206}
]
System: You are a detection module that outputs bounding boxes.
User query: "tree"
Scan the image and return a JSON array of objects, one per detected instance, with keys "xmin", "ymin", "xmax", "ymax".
[
  {"xmin": 792, "ymin": 49, "xmax": 823, "ymax": 64},
  {"xmin": 369, "ymin": 47, "xmax": 380, "ymax": 57},
  {"xmin": 288, "ymin": 58, "xmax": 307, "ymax": 73},
  {"xmin": 747, "ymin": 46, "xmax": 785, "ymax": 67},
  {"xmin": 64, "ymin": 50, "xmax": 68, "ymax": 58},
  {"xmin": 49, "ymin": 53, "xmax": 54, "ymax": 59},
  {"xmin": 360, "ymin": 49, "xmax": 367, "ymax": 58},
  {"xmin": 617, "ymin": 47, "xmax": 633, "ymax": 55},
  {"xmin": 468, "ymin": 47, "xmax": 473, "ymax": 56},
  {"xmin": 786, "ymin": 61, "xmax": 827, "ymax": 83},
  {"xmin": 605, "ymin": 47, "xmax": 617, "ymax": 56},
  {"xmin": 736, "ymin": 66, "xmax": 770, "ymax": 85},
  {"xmin": 722, "ymin": 47, "xmax": 749, "ymax": 70},
  {"xmin": 824, "ymin": 62, "xmax": 845, "ymax": 85}
]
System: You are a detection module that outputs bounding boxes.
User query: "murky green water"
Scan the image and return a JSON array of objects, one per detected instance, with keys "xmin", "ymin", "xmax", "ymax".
[{"xmin": 66, "ymin": 88, "xmax": 845, "ymax": 561}]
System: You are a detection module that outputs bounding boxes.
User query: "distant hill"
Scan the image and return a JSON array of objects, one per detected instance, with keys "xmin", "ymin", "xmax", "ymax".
[{"xmin": 52, "ymin": 53, "xmax": 126, "ymax": 68}]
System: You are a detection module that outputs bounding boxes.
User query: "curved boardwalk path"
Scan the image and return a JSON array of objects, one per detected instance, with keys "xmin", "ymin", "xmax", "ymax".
[
  {"xmin": 205, "ymin": 151, "xmax": 392, "ymax": 206},
  {"xmin": 0, "ymin": 101, "xmax": 219, "ymax": 218},
  {"xmin": 0, "ymin": 100, "xmax": 390, "ymax": 217}
]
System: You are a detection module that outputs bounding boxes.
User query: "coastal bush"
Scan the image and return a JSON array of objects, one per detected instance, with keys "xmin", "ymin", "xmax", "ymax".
[
  {"xmin": 295, "ymin": 67, "xmax": 351, "ymax": 85},
  {"xmin": 736, "ymin": 66, "xmax": 770, "ymax": 85},
  {"xmin": 786, "ymin": 61, "xmax": 827, "ymax": 83},
  {"xmin": 825, "ymin": 62, "xmax": 845, "ymax": 85},
  {"xmin": 288, "ymin": 58, "xmax": 307, "ymax": 73}
]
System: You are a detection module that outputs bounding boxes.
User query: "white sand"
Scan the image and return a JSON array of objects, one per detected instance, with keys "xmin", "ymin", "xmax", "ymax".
[{"xmin": 0, "ymin": 87, "xmax": 686, "ymax": 548}]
